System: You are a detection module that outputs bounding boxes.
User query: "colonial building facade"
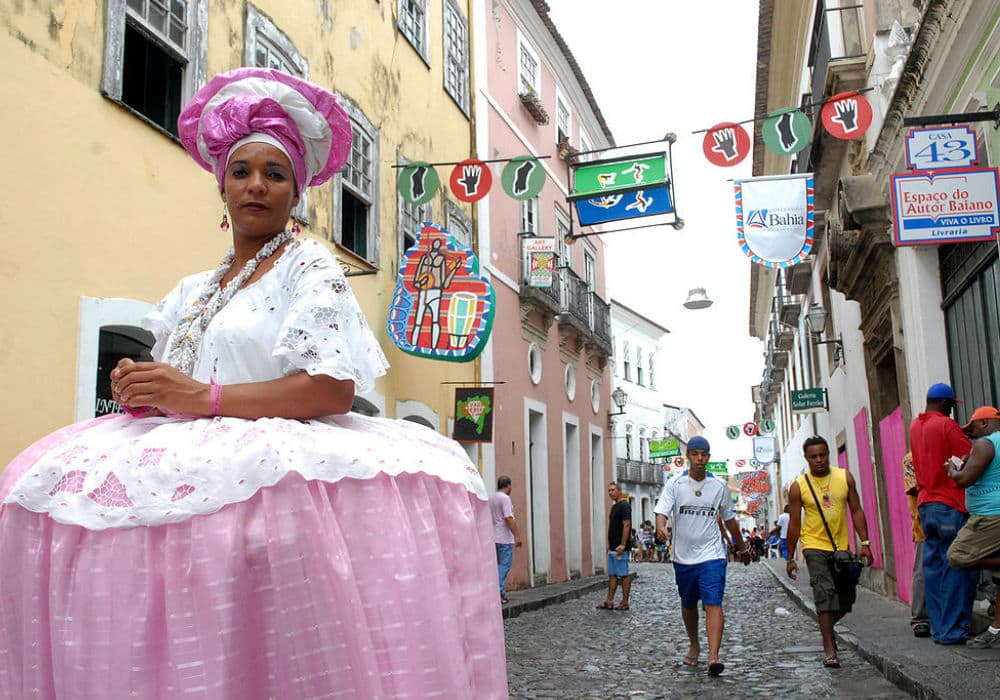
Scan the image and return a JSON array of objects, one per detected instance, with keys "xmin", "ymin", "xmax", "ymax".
[
  {"xmin": 474, "ymin": 0, "xmax": 615, "ymax": 587},
  {"xmin": 0, "ymin": 1, "xmax": 479, "ymax": 463},
  {"xmin": 751, "ymin": 0, "xmax": 1000, "ymax": 600}
]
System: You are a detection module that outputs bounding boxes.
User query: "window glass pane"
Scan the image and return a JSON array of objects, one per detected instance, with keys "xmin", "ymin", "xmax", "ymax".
[
  {"xmin": 149, "ymin": 0, "xmax": 168, "ymax": 33},
  {"xmin": 255, "ymin": 45, "xmax": 267, "ymax": 68},
  {"xmin": 169, "ymin": 18, "xmax": 185, "ymax": 48},
  {"xmin": 170, "ymin": 0, "xmax": 186, "ymax": 20},
  {"xmin": 122, "ymin": 21, "xmax": 184, "ymax": 136},
  {"xmin": 127, "ymin": 0, "xmax": 145, "ymax": 13}
]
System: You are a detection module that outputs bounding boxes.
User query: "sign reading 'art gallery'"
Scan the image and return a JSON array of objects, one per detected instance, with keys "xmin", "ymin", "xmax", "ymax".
[{"xmin": 734, "ymin": 174, "xmax": 815, "ymax": 269}]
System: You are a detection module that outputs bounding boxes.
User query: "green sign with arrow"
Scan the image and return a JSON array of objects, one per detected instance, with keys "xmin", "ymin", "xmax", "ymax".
[{"xmin": 706, "ymin": 461, "xmax": 729, "ymax": 476}]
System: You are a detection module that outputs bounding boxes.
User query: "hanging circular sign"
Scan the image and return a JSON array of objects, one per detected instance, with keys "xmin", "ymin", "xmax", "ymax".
[
  {"xmin": 673, "ymin": 456, "xmax": 686, "ymax": 469},
  {"xmin": 762, "ymin": 108, "xmax": 812, "ymax": 155},
  {"xmin": 749, "ymin": 459, "xmax": 759, "ymax": 468},
  {"xmin": 759, "ymin": 418, "xmax": 776, "ymax": 434},
  {"xmin": 501, "ymin": 156, "xmax": 546, "ymax": 200},
  {"xmin": 821, "ymin": 91, "xmax": 873, "ymax": 140},
  {"xmin": 703, "ymin": 122, "xmax": 751, "ymax": 167},
  {"xmin": 742, "ymin": 422, "xmax": 758, "ymax": 437},
  {"xmin": 450, "ymin": 158, "xmax": 493, "ymax": 202},
  {"xmin": 398, "ymin": 162, "xmax": 439, "ymax": 205},
  {"xmin": 726, "ymin": 425, "xmax": 741, "ymax": 440}
]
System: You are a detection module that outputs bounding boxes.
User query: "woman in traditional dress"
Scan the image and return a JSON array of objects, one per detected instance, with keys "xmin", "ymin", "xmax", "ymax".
[{"xmin": 0, "ymin": 67, "xmax": 507, "ymax": 699}]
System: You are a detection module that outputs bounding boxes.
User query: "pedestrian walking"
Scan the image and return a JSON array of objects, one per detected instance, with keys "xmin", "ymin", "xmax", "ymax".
[
  {"xmin": 654, "ymin": 436, "xmax": 750, "ymax": 676},
  {"xmin": 597, "ymin": 482, "xmax": 632, "ymax": 611},
  {"xmin": 910, "ymin": 383, "xmax": 977, "ymax": 644},
  {"xmin": 493, "ymin": 475, "xmax": 523, "ymax": 604},
  {"xmin": 902, "ymin": 451, "xmax": 930, "ymax": 637},
  {"xmin": 786, "ymin": 435, "xmax": 873, "ymax": 669},
  {"xmin": 775, "ymin": 505, "xmax": 791, "ymax": 559},
  {"xmin": 946, "ymin": 406, "xmax": 1000, "ymax": 648}
]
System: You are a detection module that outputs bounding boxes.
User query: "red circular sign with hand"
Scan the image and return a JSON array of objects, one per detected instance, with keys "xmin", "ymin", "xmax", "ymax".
[
  {"xmin": 742, "ymin": 422, "xmax": 758, "ymax": 437},
  {"xmin": 449, "ymin": 159, "xmax": 493, "ymax": 202},
  {"xmin": 703, "ymin": 122, "xmax": 751, "ymax": 167},
  {"xmin": 821, "ymin": 92, "xmax": 873, "ymax": 140}
]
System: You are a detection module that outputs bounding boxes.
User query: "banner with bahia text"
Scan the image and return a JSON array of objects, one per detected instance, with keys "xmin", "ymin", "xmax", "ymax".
[{"xmin": 734, "ymin": 174, "xmax": 815, "ymax": 269}]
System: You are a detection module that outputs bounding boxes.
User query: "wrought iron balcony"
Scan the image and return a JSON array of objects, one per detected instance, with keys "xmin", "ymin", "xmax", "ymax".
[{"xmin": 615, "ymin": 458, "xmax": 666, "ymax": 486}]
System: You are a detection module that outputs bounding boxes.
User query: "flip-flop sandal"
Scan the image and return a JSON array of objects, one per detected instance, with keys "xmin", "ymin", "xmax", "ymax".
[
  {"xmin": 708, "ymin": 661, "xmax": 725, "ymax": 676},
  {"xmin": 614, "ymin": 603, "xmax": 630, "ymax": 611},
  {"xmin": 595, "ymin": 601, "xmax": 614, "ymax": 610},
  {"xmin": 823, "ymin": 655, "xmax": 841, "ymax": 669},
  {"xmin": 681, "ymin": 656, "xmax": 698, "ymax": 667}
]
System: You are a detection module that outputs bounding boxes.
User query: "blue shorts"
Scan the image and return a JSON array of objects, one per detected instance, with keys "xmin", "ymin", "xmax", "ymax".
[
  {"xmin": 607, "ymin": 551, "xmax": 630, "ymax": 577},
  {"xmin": 674, "ymin": 559, "xmax": 727, "ymax": 608}
]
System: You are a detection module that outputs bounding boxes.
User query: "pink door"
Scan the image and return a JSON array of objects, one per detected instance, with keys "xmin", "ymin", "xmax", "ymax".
[
  {"xmin": 853, "ymin": 408, "xmax": 884, "ymax": 568},
  {"xmin": 880, "ymin": 407, "xmax": 913, "ymax": 602}
]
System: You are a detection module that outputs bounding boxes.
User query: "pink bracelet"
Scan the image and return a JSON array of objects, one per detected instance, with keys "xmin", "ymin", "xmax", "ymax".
[{"xmin": 210, "ymin": 378, "xmax": 223, "ymax": 416}]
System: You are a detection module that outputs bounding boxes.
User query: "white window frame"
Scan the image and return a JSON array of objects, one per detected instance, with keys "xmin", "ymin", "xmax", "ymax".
[
  {"xmin": 521, "ymin": 197, "xmax": 540, "ymax": 235},
  {"xmin": 556, "ymin": 206, "xmax": 572, "ymax": 270},
  {"xmin": 443, "ymin": 0, "xmax": 470, "ymax": 116},
  {"xmin": 445, "ymin": 200, "xmax": 473, "ymax": 248},
  {"xmin": 244, "ymin": 4, "xmax": 310, "ymax": 223},
  {"xmin": 555, "ymin": 87, "xmax": 571, "ymax": 144},
  {"xmin": 636, "ymin": 347, "xmax": 645, "ymax": 386},
  {"xmin": 580, "ymin": 131, "xmax": 591, "ymax": 156},
  {"xmin": 102, "ymin": 0, "xmax": 208, "ymax": 136},
  {"xmin": 398, "ymin": 155, "xmax": 432, "ymax": 256},
  {"xmin": 398, "ymin": 0, "xmax": 430, "ymax": 64},
  {"xmin": 517, "ymin": 33, "xmax": 541, "ymax": 96},
  {"xmin": 333, "ymin": 100, "xmax": 381, "ymax": 265}
]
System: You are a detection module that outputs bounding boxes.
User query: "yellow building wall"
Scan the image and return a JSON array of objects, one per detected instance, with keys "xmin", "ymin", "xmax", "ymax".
[{"xmin": 0, "ymin": 1, "xmax": 477, "ymax": 466}]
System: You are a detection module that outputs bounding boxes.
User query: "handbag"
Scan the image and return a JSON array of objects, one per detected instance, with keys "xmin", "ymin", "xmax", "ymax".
[{"xmin": 803, "ymin": 474, "xmax": 863, "ymax": 586}]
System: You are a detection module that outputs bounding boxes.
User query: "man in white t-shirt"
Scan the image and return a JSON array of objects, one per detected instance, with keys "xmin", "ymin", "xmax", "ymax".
[
  {"xmin": 491, "ymin": 475, "xmax": 522, "ymax": 604},
  {"xmin": 655, "ymin": 436, "xmax": 750, "ymax": 676}
]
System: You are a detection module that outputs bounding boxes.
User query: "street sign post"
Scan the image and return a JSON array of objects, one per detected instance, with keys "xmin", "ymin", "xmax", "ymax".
[
  {"xmin": 650, "ymin": 438, "xmax": 680, "ymax": 458},
  {"xmin": 569, "ymin": 152, "xmax": 674, "ymax": 226},
  {"xmin": 791, "ymin": 387, "xmax": 827, "ymax": 413}
]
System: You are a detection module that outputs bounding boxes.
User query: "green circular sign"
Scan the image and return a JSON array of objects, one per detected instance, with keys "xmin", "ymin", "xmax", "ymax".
[
  {"xmin": 759, "ymin": 418, "xmax": 776, "ymax": 434},
  {"xmin": 398, "ymin": 162, "xmax": 439, "ymax": 205},
  {"xmin": 726, "ymin": 425, "xmax": 740, "ymax": 440},
  {"xmin": 762, "ymin": 108, "xmax": 812, "ymax": 155},
  {"xmin": 501, "ymin": 156, "xmax": 546, "ymax": 200}
]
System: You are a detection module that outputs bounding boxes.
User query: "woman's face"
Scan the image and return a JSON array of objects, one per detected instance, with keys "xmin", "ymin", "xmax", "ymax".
[{"xmin": 222, "ymin": 142, "xmax": 299, "ymax": 240}]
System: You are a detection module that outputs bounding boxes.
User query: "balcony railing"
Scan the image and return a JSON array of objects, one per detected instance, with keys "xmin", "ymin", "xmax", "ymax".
[
  {"xmin": 517, "ymin": 257, "xmax": 613, "ymax": 355},
  {"xmin": 615, "ymin": 457, "xmax": 666, "ymax": 486}
]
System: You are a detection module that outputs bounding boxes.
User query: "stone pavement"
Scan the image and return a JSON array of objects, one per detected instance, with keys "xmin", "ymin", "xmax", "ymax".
[
  {"xmin": 504, "ymin": 562, "xmax": 910, "ymax": 698},
  {"xmin": 763, "ymin": 557, "xmax": 1000, "ymax": 700}
]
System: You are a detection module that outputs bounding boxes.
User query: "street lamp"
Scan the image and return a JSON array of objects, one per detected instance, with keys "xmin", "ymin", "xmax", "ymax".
[
  {"xmin": 609, "ymin": 386, "xmax": 628, "ymax": 416},
  {"xmin": 805, "ymin": 303, "xmax": 845, "ymax": 362},
  {"xmin": 683, "ymin": 287, "xmax": 713, "ymax": 310}
]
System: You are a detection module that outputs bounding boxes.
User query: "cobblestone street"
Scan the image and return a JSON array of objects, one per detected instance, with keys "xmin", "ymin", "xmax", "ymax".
[{"xmin": 504, "ymin": 562, "xmax": 911, "ymax": 699}]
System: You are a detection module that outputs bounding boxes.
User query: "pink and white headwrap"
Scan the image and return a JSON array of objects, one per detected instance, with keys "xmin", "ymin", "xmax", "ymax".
[{"xmin": 178, "ymin": 67, "xmax": 352, "ymax": 196}]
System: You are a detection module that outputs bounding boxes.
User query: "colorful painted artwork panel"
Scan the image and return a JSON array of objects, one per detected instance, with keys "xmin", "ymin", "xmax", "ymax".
[{"xmin": 387, "ymin": 223, "xmax": 495, "ymax": 361}]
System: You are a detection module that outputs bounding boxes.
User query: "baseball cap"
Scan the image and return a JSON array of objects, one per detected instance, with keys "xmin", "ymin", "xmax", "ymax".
[
  {"xmin": 687, "ymin": 436, "xmax": 710, "ymax": 452},
  {"xmin": 961, "ymin": 406, "xmax": 1000, "ymax": 431},
  {"xmin": 927, "ymin": 383, "xmax": 962, "ymax": 402}
]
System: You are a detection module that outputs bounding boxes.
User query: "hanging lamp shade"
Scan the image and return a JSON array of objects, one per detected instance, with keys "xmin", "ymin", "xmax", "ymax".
[{"xmin": 683, "ymin": 287, "xmax": 713, "ymax": 310}]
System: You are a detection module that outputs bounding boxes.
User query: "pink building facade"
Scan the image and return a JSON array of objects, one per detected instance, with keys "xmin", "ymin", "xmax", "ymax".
[{"xmin": 473, "ymin": 0, "xmax": 615, "ymax": 589}]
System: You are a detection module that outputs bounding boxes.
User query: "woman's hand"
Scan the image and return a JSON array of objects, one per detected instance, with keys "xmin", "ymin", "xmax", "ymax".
[{"xmin": 111, "ymin": 359, "xmax": 209, "ymax": 415}]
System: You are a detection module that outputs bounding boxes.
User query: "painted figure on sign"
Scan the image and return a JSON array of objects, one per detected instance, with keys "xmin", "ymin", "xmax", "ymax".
[{"xmin": 411, "ymin": 238, "xmax": 461, "ymax": 347}]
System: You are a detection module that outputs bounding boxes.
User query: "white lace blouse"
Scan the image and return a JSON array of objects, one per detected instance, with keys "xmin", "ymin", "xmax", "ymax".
[{"xmin": 143, "ymin": 237, "xmax": 389, "ymax": 390}]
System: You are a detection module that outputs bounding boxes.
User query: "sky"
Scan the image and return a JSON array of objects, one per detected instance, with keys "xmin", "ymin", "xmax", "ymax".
[{"xmin": 544, "ymin": 0, "xmax": 767, "ymax": 463}]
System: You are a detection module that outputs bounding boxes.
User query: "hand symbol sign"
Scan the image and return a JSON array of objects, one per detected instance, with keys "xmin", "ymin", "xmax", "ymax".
[
  {"xmin": 831, "ymin": 98, "xmax": 859, "ymax": 132},
  {"xmin": 711, "ymin": 128, "xmax": 739, "ymax": 161},
  {"xmin": 458, "ymin": 165, "xmax": 482, "ymax": 196}
]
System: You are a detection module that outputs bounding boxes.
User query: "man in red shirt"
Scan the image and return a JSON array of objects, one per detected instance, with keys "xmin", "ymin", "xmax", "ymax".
[{"xmin": 909, "ymin": 383, "xmax": 976, "ymax": 644}]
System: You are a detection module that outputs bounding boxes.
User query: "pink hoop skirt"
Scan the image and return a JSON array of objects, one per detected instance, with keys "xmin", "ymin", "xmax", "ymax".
[{"xmin": 0, "ymin": 415, "xmax": 508, "ymax": 699}]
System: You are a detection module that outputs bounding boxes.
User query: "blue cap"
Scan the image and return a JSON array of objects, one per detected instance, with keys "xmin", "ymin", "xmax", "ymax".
[
  {"xmin": 927, "ymin": 383, "xmax": 961, "ymax": 402},
  {"xmin": 687, "ymin": 436, "xmax": 710, "ymax": 452}
]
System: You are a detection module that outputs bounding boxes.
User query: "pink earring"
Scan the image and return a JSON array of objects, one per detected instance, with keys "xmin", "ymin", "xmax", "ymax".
[
  {"xmin": 291, "ymin": 220, "xmax": 301, "ymax": 234},
  {"xmin": 220, "ymin": 206, "xmax": 230, "ymax": 231}
]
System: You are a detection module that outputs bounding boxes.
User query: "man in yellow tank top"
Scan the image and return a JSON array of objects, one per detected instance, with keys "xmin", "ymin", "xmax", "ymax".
[{"xmin": 786, "ymin": 436, "xmax": 873, "ymax": 669}]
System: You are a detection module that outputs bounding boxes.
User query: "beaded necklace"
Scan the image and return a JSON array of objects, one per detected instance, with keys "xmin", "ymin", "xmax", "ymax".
[{"xmin": 166, "ymin": 230, "xmax": 294, "ymax": 375}]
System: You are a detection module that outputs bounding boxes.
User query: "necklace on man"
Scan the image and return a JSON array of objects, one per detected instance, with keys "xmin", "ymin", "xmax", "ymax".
[{"xmin": 688, "ymin": 476, "xmax": 704, "ymax": 497}]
